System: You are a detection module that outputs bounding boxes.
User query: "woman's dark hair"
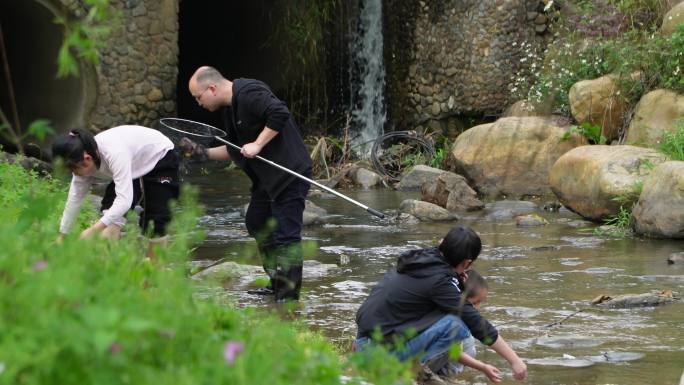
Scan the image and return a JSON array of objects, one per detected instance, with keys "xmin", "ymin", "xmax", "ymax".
[
  {"xmin": 463, "ymin": 269, "xmax": 488, "ymax": 299},
  {"xmin": 51, "ymin": 128, "xmax": 100, "ymax": 168},
  {"xmin": 438, "ymin": 226, "xmax": 482, "ymax": 267}
]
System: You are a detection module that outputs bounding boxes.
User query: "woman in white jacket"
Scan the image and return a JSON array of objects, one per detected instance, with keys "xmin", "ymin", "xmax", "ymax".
[{"xmin": 52, "ymin": 125, "xmax": 180, "ymax": 240}]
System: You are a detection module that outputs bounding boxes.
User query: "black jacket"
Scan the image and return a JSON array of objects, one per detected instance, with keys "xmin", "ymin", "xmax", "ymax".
[
  {"xmin": 222, "ymin": 78, "xmax": 312, "ymax": 199},
  {"xmin": 355, "ymin": 247, "xmax": 499, "ymax": 346}
]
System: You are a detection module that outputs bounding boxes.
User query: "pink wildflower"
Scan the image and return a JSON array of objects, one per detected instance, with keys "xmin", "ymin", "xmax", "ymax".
[
  {"xmin": 32, "ymin": 260, "xmax": 48, "ymax": 271},
  {"xmin": 223, "ymin": 341, "xmax": 244, "ymax": 365}
]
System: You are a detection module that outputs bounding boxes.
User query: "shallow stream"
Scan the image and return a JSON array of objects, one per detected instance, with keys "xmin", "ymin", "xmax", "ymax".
[{"xmin": 188, "ymin": 165, "xmax": 684, "ymax": 385}]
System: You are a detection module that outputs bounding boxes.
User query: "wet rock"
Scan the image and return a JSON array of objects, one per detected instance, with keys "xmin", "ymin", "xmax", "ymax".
[
  {"xmin": 241, "ymin": 200, "xmax": 328, "ymax": 226},
  {"xmin": 451, "ymin": 117, "xmax": 584, "ymax": 198},
  {"xmin": 1, "ymin": 153, "xmax": 51, "ymax": 174},
  {"xmin": 396, "ymin": 165, "xmax": 444, "ymax": 191},
  {"xmin": 526, "ymin": 357, "xmax": 595, "ymax": 368},
  {"xmin": 550, "ymin": 145, "xmax": 668, "ymax": 221},
  {"xmin": 595, "ymin": 224, "xmax": 634, "ymax": 238},
  {"xmin": 592, "ymin": 290, "xmax": 680, "ymax": 308},
  {"xmin": 350, "ymin": 167, "xmax": 382, "ymax": 189},
  {"xmin": 542, "ymin": 200, "xmax": 562, "ymax": 212},
  {"xmin": 585, "ymin": 352, "xmax": 644, "ymax": 363},
  {"xmin": 192, "ymin": 260, "xmax": 340, "ymax": 284},
  {"xmin": 393, "ymin": 212, "xmax": 421, "ymax": 225},
  {"xmin": 534, "ymin": 336, "xmax": 604, "ymax": 349},
  {"xmin": 516, "ymin": 214, "xmax": 548, "ymax": 227},
  {"xmin": 633, "ymin": 161, "xmax": 684, "ymax": 239},
  {"xmin": 399, "ymin": 199, "xmax": 459, "ymax": 222},
  {"xmin": 668, "ymin": 252, "xmax": 684, "ymax": 264},
  {"xmin": 421, "ymin": 171, "xmax": 484, "ymax": 211},
  {"xmin": 485, "ymin": 200, "xmax": 537, "ymax": 221}
]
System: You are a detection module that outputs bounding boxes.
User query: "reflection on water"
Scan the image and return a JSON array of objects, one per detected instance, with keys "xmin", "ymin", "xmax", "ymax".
[{"xmin": 186, "ymin": 165, "xmax": 684, "ymax": 384}]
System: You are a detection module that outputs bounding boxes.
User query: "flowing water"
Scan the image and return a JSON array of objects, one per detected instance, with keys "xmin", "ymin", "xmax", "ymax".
[{"xmin": 188, "ymin": 165, "xmax": 684, "ymax": 385}]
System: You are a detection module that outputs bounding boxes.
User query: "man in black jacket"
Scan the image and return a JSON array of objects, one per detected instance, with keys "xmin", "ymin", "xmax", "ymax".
[
  {"xmin": 355, "ymin": 226, "xmax": 527, "ymax": 381},
  {"xmin": 187, "ymin": 66, "xmax": 313, "ymax": 302}
]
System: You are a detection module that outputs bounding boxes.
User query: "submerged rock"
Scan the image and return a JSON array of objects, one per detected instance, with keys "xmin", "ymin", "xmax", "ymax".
[
  {"xmin": 399, "ymin": 199, "xmax": 459, "ymax": 222},
  {"xmin": 591, "ymin": 290, "xmax": 679, "ymax": 308},
  {"xmin": 526, "ymin": 357, "xmax": 595, "ymax": 368},
  {"xmin": 191, "ymin": 260, "xmax": 340, "ymax": 285},
  {"xmin": 485, "ymin": 200, "xmax": 538, "ymax": 221},
  {"xmin": 668, "ymin": 252, "xmax": 684, "ymax": 264},
  {"xmin": 516, "ymin": 214, "xmax": 548, "ymax": 227}
]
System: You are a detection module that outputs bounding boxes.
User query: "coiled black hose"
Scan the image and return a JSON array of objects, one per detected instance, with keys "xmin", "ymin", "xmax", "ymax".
[{"xmin": 370, "ymin": 131, "xmax": 435, "ymax": 181}]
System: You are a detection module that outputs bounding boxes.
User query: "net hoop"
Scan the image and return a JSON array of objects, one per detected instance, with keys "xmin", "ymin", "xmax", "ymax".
[{"xmin": 158, "ymin": 118, "xmax": 227, "ymax": 139}]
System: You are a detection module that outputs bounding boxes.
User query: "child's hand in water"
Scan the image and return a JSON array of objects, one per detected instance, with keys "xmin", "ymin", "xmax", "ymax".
[{"xmin": 481, "ymin": 363, "xmax": 503, "ymax": 383}]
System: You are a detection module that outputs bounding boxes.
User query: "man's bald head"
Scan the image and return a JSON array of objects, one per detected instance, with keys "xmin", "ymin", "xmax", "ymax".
[{"xmin": 191, "ymin": 66, "xmax": 226, "ymax": 88}]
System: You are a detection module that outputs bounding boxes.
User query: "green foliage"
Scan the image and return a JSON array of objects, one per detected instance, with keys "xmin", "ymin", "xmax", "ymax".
[
  {"xmin": 594, "ymin": 180, "xmax": 642, "ymax": 238},
  {"xmin": 659, "ymin": 119, "xmax": 684, "ymax": 161},
  {"xmin": 513, "ymin": 20, "xmax": 684, "ymax": 117},
  {"xmin": 271, "ymin": 1, "xmax": 340, "ymax": 131},
  {"xmin": 561, "ymin": 122, "xmax": 607, "ymax": 144},
  {"xmin": 0, "ymin": 160, "xmax": 406, "ymax": 385},
  {"xmin": 55, "ymin": 0, "xmax": 120, "ymax": 78}
]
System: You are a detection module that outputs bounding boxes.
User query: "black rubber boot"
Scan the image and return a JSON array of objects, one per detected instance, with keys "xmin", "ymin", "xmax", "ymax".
[
  {"xmin": 273, "ymin": 263, "xmax": 303, "ymax": 302},
  {"xmin": 246, "ymin": 244, "xmax": 277, "ymax": 296}
]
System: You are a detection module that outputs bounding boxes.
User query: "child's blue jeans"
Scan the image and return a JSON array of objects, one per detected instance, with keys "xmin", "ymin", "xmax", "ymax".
[{"xmin": 355, "ymin": 314, "xmax": 472, "ymax": 366}]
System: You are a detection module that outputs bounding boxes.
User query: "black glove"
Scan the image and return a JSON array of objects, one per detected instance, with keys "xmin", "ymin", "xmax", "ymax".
[{"xmin": 178, "ymin": 137, "xmax": 208, "ymax": 161}]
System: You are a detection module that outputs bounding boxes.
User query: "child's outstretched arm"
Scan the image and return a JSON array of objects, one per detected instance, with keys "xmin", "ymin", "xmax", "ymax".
[{"xmin": 457, "ymin": 352, "xmax": 502, "ymax": 383}]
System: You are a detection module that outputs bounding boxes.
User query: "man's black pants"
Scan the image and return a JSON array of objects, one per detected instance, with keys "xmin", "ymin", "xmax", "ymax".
[
  {"xmin": 101, "ymin": 150, "xmax": 180, "ymax": 236},
  {"xmin": 245, "ymin": 176, "xmax": 310, "ymax": 301}
]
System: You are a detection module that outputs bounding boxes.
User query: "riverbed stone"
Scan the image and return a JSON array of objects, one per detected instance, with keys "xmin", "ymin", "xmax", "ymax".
[
  {"xmin": 625, "ymin": 89, "xmax": 684, "ymax": 148},
  {"xmin": 242, "ymin": 200, "xmax": 328, "ymax": 226},
  {"xmin": 191, "ymin": 260, "xmax": 340, "ymax": 285},
  {"xmin": 569, "ymin": 74, "xmax": 627, "ymax": 142},
  {"xmin": 351, "ymin": 167, "xmax": 382, "ymax": 189},
  {"xmin": 516, "ymin": 214, "xmax": 548, "ymax": 227},
  {"xmin": 592, "ymin": 290, "xmax": 679, "ymax": 308},
  {"xmin": 421, "ymin": 171, "xmax": 483, "ymax": 211},
  {"xmin": 396, "ymin": 165, "xmax": 445, "ymax": 191},
  {"xmin": 668, "ymin": 252, "xmax": 684, "ymax": 264},
  {"xmin": 633, "ymin": 161, "xmax": 684, "ymax": 238},
  {"xmin": 450, "ymin": 117, "xmax": 585, "ymax": 199},
  {"xmin": 661, "ymin": 1, "xmax": 684, "ymax": 35},
  {"xmin": 398, "ymin": 199, "xmax": 459, "ymax": 222},
  {"xmin": 549, "ymin": 145, "xmax": 668, "ymax": 221}
]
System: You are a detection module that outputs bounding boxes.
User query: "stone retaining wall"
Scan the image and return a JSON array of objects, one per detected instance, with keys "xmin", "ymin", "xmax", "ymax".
[
  {"xmin": 58, "ymin": 0, "xmax": 179, "ymax": 130},
  {"xmin": 385, "ymin": 0, "xmax": 550, "ymax": 131}
]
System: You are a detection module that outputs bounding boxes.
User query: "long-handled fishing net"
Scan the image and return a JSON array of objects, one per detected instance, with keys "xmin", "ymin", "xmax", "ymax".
[{"xmin": 157, "ymin": 118, "xmax": 386, "ymax": 219}]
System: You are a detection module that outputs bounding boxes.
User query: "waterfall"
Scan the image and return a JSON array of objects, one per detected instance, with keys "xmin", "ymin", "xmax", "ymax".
[{"xmin": 351, "ymin": 0, "xmax": 385, "ymax": 157}]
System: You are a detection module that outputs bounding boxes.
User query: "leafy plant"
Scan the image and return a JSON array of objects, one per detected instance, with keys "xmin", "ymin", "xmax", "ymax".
[
  {"xmin": 0, "ymin": 159, "xmax": 410, "ymax": 385},
  {"xmin": 561, "ymin": 122, "xmax": 607, "ymax": 144},
  {"xmin": 0, "ymin": 0, "xmax": 118, "ymax": 154},
  {"xmin": 659, "ymin": 119, "xmax": 684, "ymax": 161}
]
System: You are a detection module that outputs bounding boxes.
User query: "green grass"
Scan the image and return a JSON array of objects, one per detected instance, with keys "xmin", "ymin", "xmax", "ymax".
[
  {"xmin": 659, "ymin": 120, "xmax": 684, "ymax": 161},
  {"xmin": 0, "ymin": 159, "xmax": 411, "ymax": 385}
]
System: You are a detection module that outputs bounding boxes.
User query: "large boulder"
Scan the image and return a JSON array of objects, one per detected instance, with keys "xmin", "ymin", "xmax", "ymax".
[
  {"xmin": 549, "ymin": 145, "xmax": 668, "ymax": 221},
  {"xmin": 625, "ymin": 89, "xmax": 684, "ymax": 148},
  {"xmin": 450, "ymin": 117, "xmax": 585, "ymax": 199},
  {"xmin": 398, "ymin": 199, "xmax": 459, "ymax": 222},
  {"xmin": 569, "ymin": 75, "xmax": 627, "ymax": 142},
  {"xmin": 662, "ymin": 1, "xmax": 684, "ymax": 35},
  {"xmin": 633, "ymin": 161, "xmax": 684, "ymax": 238},
  {"xmin": 421, "ymin": 171, "xmax": 484, "ymax": 211},
  {"xmin": 396, "ymin": 165, "xmax": 445, "ymax": 191}
]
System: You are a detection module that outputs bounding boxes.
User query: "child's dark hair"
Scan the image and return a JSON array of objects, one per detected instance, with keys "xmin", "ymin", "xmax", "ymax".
[
  {"xmin": 439, "ymin": 226, "xmax": 482, "ymax": 267},
  {"xmin": 464, "ymin": 270, "xmax": 488, "ymax": 299},
  {"xmin": 51, "ymin": 128, "xmax": 100, "ymax": 168}
]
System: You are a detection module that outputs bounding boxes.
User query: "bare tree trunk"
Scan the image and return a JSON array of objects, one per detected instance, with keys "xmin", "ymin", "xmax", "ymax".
[{"xmin": 0, "ymin": 21, "xmax": 23, "ymax": 153}]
